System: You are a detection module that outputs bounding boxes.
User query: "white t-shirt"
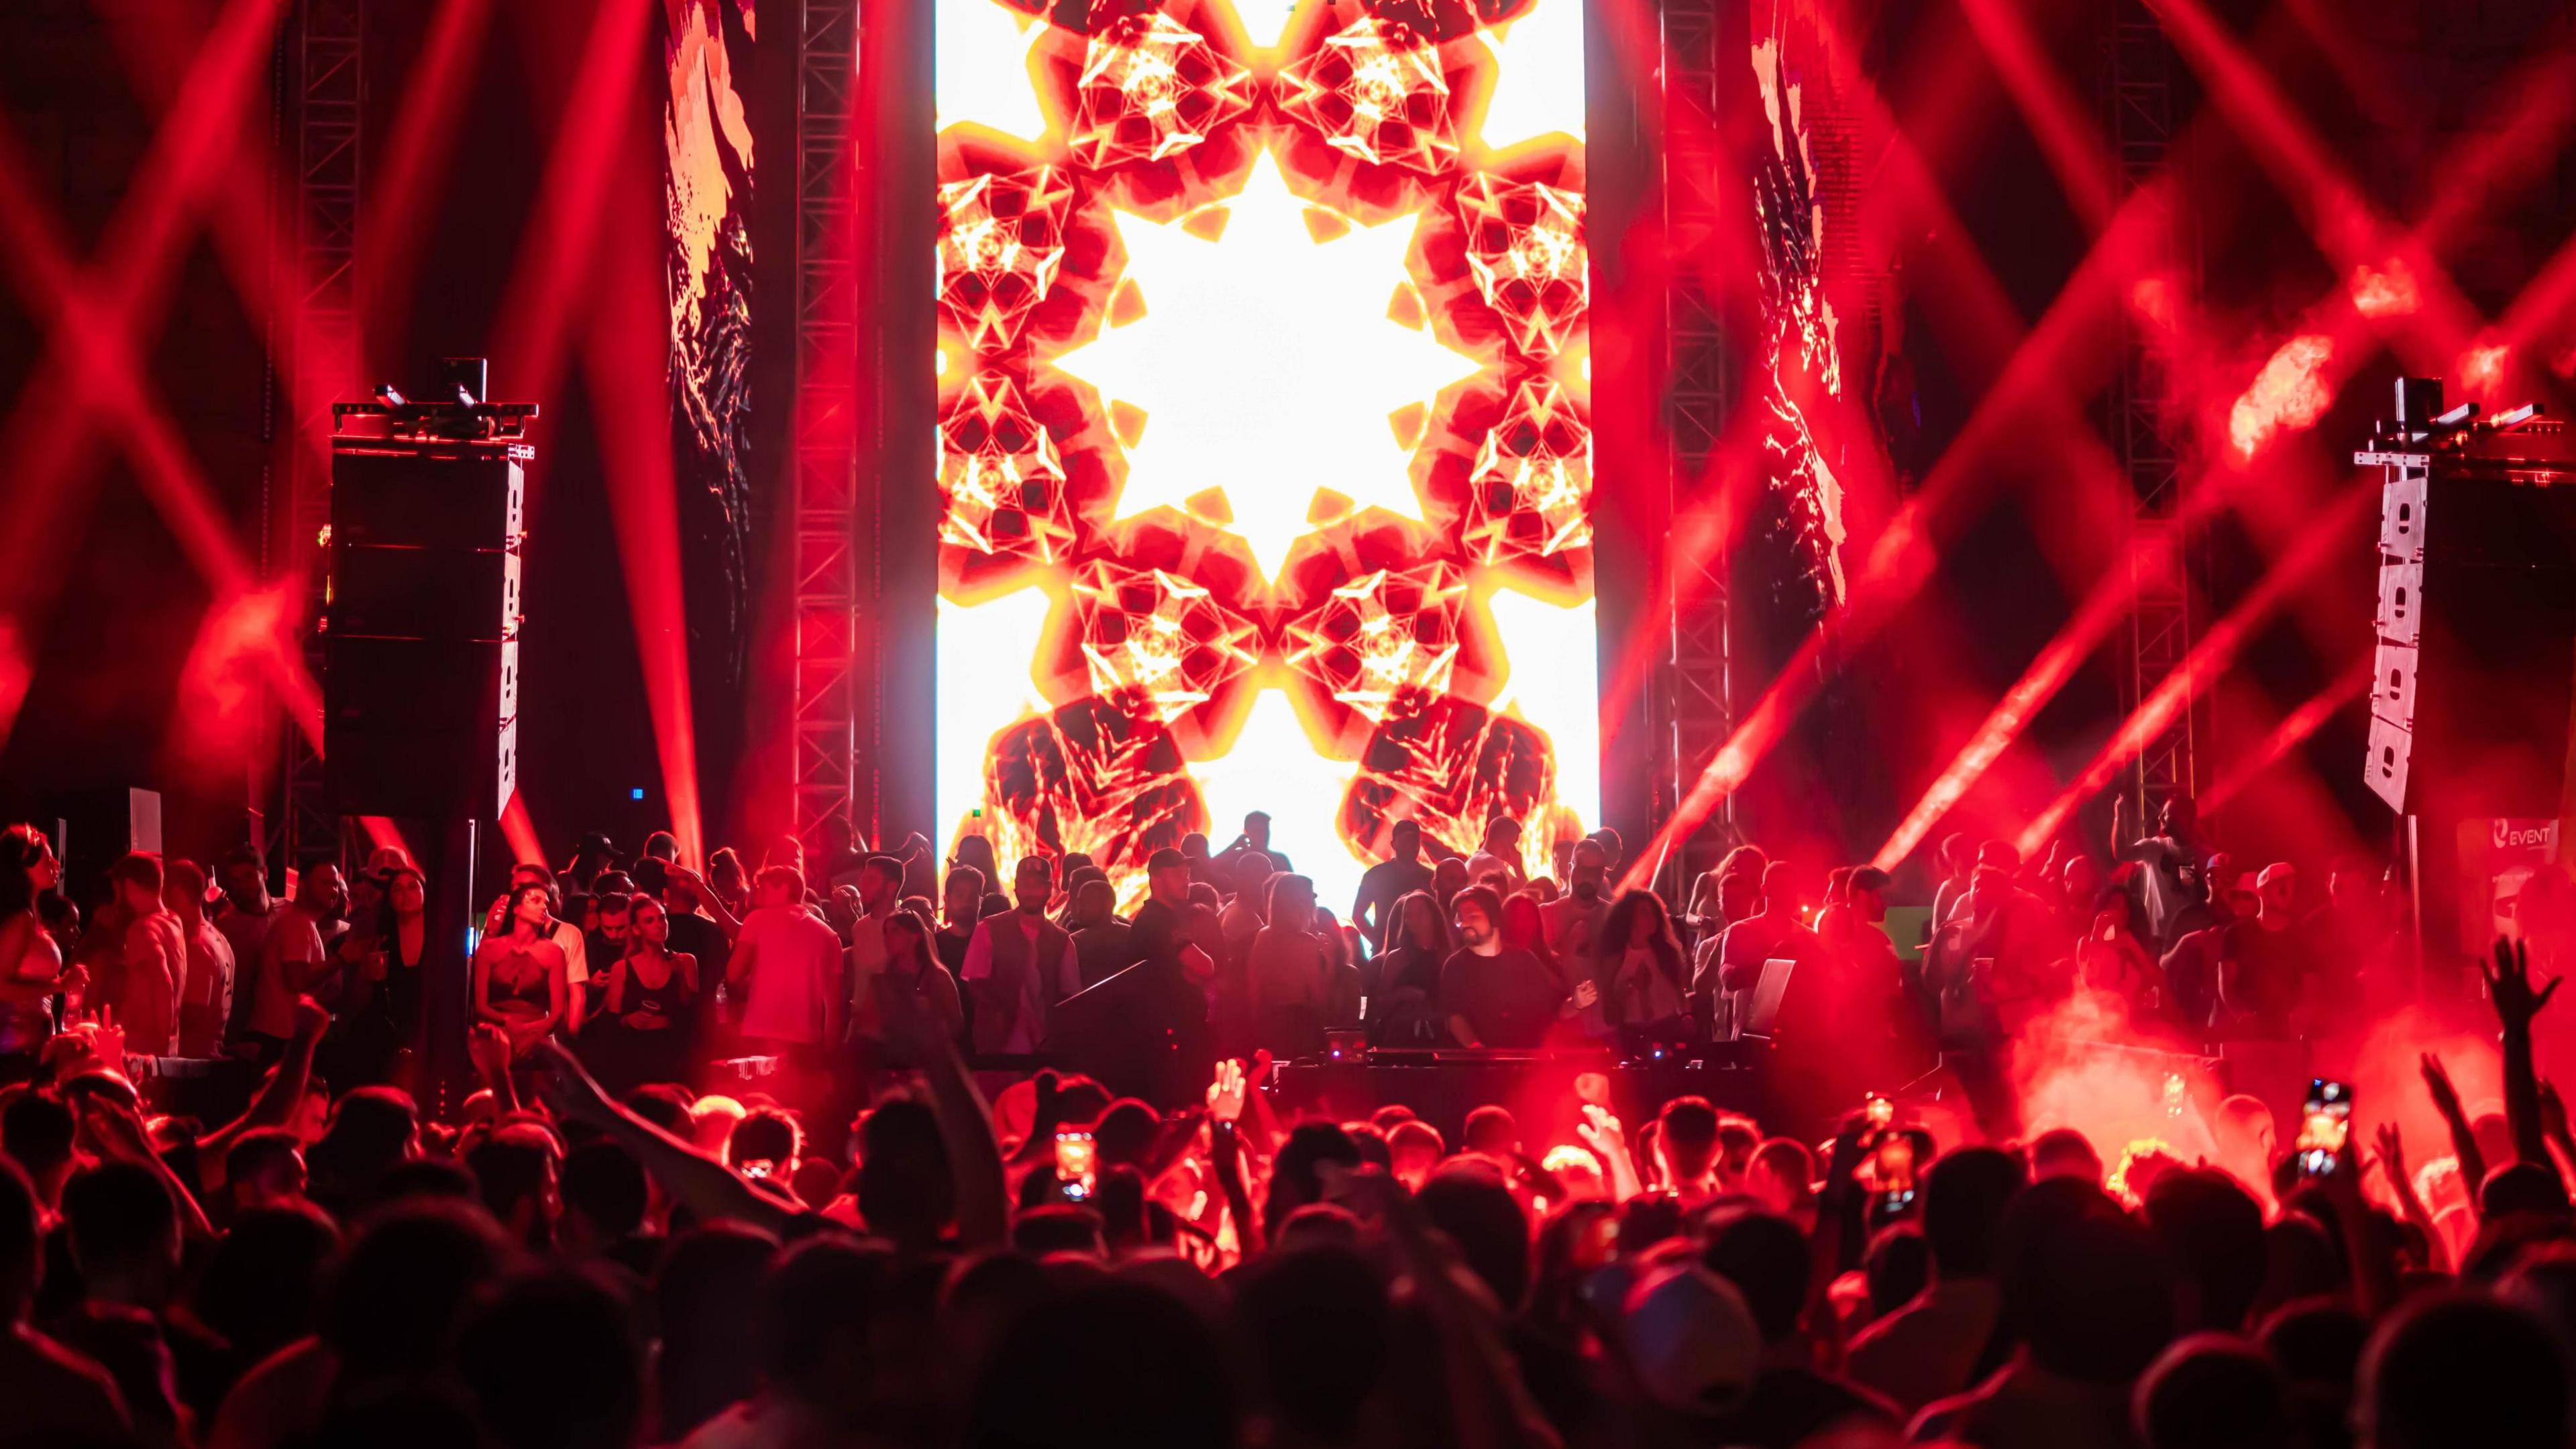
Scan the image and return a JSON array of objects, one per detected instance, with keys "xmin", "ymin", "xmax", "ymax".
[
  {"xmin": 732, "ymin": 905, "xmax": 845, "ymax": 1046},
  {"xmin": 553, "ymin": 919, "xmax": 590, "ymax": 985}
]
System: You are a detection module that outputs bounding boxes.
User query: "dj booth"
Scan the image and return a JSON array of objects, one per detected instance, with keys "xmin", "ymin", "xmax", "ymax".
[{"xmin": 1266, "ymin": 1042, "xmax": 1773, "ymax": 1149}]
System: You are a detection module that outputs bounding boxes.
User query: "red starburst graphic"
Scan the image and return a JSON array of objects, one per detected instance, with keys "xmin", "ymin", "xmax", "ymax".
[
  {"xmin": 1069, "ymin": 561, "xmax": 1261, "ymax": 722},
  {"xmin": 1455, "ymin": 172, "xmax": 1587, "ymax": 358},
  {"xmin": 1283, "ymin": 563, "xmax": 1468, "ymax": 722},
  {"xmin": 985, "ymin": 696, "xmax": 1207, "ymax": 875},
  {"xmin": 1276, "ymin": 17, "xmax": 1458, "ymax": 176},
  {"xmin": 1068, "ymin": 13, "xmax": 1255, "ymax": 172},
  {"xmin": 1339, "ymin": 696, "xmax": 1558, "ymax": 859},
  {"xmin": 936, "ymin": 166, "xmax": 1079, "ymax": 352},
  {"xmin": 939, "ymin": 374, "xmax": 1077, "ymax": 564},
  {"xmin": 1463, "ymin": 379, "xmax": 1591, "ymax": 564}
]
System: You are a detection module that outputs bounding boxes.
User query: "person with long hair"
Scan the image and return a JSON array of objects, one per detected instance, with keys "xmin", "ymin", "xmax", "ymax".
[
  {"xmin": 1365, "ymin": 889, "xmax": 1450, "ymax": 1046},
  {"xmin": 1500, "ymin": 890, "xmax": 1562, "ymax": 977},
  {"xmin": 602, "ymin": 894, "xmax": 701, "ymax": 1087},
  {"xmin": 1592, "ymin": 889, "xmax": 1689, "ymax": 1031},
  {"xmin": 861, "ymin": 907, "xmax": 963, "ymax": 1046},
  {"xmin": 473, "ymin": 882, "xmax": 570, "ymax": 1062},
  {"xmin": 0, "ymin": 824, "xmax": 69, "ymax": 1077},
  {"xmin": 1686, "ymin": 843, "xmax": 1771, "ymax": 928},
  {"xmin": 706, "ymin": 847, "xmax": 753, "ymax": 921}
]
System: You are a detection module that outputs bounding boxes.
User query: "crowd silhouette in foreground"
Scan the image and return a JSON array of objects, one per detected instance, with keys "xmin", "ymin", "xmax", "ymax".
[{"xmin": 3, "ymin": 804, "xmax": 2575, "ymax": 1449}]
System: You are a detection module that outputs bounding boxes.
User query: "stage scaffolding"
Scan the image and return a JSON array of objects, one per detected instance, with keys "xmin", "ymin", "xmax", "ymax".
[
  {"xmin": 1652, "ymin": 0, "xmax": 1736, "ymax": 897},
  {"xmin": 2106, "ymin": 0, "xmax": 2202, "ymax": 824},
  {"xmin": 790, "ymin": 0, "xmax": 863, "ymax": 850},
  {"xmin": 265, "ymin": 0, "xmax": 363, "ymax": 874}
]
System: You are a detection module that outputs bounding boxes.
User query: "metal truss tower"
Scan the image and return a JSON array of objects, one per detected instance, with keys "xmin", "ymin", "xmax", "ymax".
[
  {"xmin": 2106, "ymin": 0, "xmax": 2200, "ymax": 822},
  {"xmin": 1652, "ymin": 0, "xmax": 1736, "ymax": 896},
  {"xmin": 268, "ymin": 0, "xmax": 362, "ymax": 872},
  {"xmin": 791, "ymin": 0, "xmax": 863, "ymax": 849}
]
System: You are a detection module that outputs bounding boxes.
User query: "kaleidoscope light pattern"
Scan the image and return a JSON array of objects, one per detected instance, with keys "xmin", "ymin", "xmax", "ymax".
[{"xmin": 936, "ymin": 0, "xmax": 1598, "ymax": 908}]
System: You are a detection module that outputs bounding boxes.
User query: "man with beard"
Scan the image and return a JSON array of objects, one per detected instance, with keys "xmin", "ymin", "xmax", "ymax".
[
  {"xmin": 1441, "ymin": 886, "xmax": 1566, "ymax": 1049},
  {"xmin": 1540, "ymin": 838, "xmax": 1613, "ymax": 963},
  {"xmin": 241, "ymin": 864, "xmax": 347, "ymax": 1064}
]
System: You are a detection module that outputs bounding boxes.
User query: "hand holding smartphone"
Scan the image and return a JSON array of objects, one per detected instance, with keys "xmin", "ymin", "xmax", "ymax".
[
  {"xmin": 1055, "ymin": 1130, "xmax": 1097, "ymax": 1201},
  {"xmin": 2296, "ymin": 1078, "xmax": 2352, "ymax": 1178}
]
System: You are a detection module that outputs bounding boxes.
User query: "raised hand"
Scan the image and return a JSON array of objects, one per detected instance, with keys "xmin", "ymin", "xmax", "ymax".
[
  {"xmin": 1575, "ymin": 1102, "xmax": 1626, "ymax": 1159},
  {"xmin": 292, "ymin": 994, "xmax": 331, "ymax": 1042},
  {"xmin": 2375, "ymin": 1122, "xmax": 2410, "ymax": 1187},
  {"xmin": 2485, "ymin": 936, "xmax": 2561, "ymax": 1032},
  {"xmin": 2421, "ymin": 1052, "xmax": 2466, "ymax": 1123}
]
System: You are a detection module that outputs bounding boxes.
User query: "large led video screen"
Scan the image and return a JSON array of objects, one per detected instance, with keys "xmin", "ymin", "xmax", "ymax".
[{"xmin": 934, "ymin": 0, "xmax": 1595, "ymax": 908}]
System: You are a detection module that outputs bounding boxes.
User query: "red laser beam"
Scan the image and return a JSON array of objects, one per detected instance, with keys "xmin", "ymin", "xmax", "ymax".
[
  {"xmin": 1870, "ymin": 533, "xmax": 2178, "ymax": 873},
  {"xmin": 2148, "ymin": 0, "xmax": 2499, "ymax": 380},
  {"xmin": 491, "ymin": 0, "xmax": 659, "ymax": 445},
  {"xmin": 1603, "ymin": 3, "xmax": 2147, "ymax": 767},
  {"xmin": 1866, "ymin": 10, "xmax": 2576, "ymax": 870},
  {"xmin": 499, "ymin": 790, "xmax": 546, "ymax": 869},
  {"xmin": 356, "ymin": 0, "xmax": 500, "ymax": 370},
  {"xmin": 584, "ymin": 145, "xmax": 706, "ymax": 869},
  {"xmin": 2201, "ymin": 657, "xmax": 2373, "ymax": 817},
  {"xmin": 2013, "ymin": 480, "xmax": 2373, "ymax": 856},
  {"xmin": 0, "ymin": 120, "xmax": 324, "ymax": 751},
  {"xmin": 0, "ymin": 0, "xmax": 294, "ymax": 745}
]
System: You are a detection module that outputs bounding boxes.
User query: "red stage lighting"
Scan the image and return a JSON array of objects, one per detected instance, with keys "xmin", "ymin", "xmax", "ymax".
[
  {"xmin": 2201, "ymin": 659, "xmax": 2373, "ymax": 817},
  {"xmin": 500, "ymin": 790, "xmax": 546, "ymax": 869},
  {"xmin": 356, "ymin": 0, "xmax": 500, "ymax": 368},
  {"xmin": 492, "ymin": 0, "xmax": 659, "ymax": 435},
  {"xmin": 2013, "ymin": 483, "xmax": 2372, "ymax": 857},
  {"xmin": 586, "ymin": 178, "xmax": 707, "ymax": 869}
]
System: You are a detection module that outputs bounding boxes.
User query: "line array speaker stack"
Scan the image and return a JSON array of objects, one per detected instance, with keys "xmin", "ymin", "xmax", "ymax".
[
  {"xmin": 321, "ymin": 362, "xmax": 536, "ymax": 1118},
  {"xmin": 323, "ymin": 366, "xmax": 533, "ymax": 820},
  {"xmin": 2358, "ymin": 377, "xmax": 2576, "ymax": 964}
]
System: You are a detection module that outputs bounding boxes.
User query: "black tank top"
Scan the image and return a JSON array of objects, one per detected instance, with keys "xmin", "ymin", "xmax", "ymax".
[{"xmin": 625, "ymin": 955, "xmax": 690, "ymax": 1019}]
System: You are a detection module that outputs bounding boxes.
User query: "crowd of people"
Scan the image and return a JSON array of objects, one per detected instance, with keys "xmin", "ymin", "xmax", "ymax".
[
  {"xmin": 1, "ymin": 801, "xmax": 2574, "ymax": 1447},
  {"xmin": 0, "ymin": 793, "xmax": 2462, "ymax": 1120}
]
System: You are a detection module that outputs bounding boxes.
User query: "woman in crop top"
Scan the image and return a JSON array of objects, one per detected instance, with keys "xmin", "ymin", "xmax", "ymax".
[
  {"xmin": 602, "ymin": 895, "xmax": 700, "ymax": 1084},
  {"xmin": 0, "ymin": 824, "xmax": 72, "ymax": 1073},
  {"xmin": 472, "ymin": 882, "xmax": 569, "ymax": 1060}
]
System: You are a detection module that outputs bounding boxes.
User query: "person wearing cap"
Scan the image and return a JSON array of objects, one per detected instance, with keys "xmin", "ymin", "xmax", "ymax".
[
  {"xmin": 1129, "ymin": 849, "xmax": 1195, "ymax": 979},
  {"xmin": 2161, "ymin": 873, "xmax": 2257, "ymax": 1034},
  {"xmin": 2220, "ymin": 863, "xmax": 2313, "ymax": 1037}
]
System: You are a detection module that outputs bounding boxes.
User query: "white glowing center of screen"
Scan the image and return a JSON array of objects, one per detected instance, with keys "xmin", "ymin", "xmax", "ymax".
[
  {"xmin": 1051, "ymin": 150, "xmax": 1485, "ymax": 583},
  {"xmin": 935, "ymin": 0, "xmax": 1050, "ymax": 143},
  {"xmin": 934, "ymin": 587, "xmax": 1055, "ymax": 862},
  {"xmin": 1486, "ymin": 586, "xmax": 1601, "ymax": 826},
  {"xmin": 1477, "ymin": 0, "xmax": 1587, "ymax": 148},
  {"xmin": 1188, "ymin": 687, "xmax": 1363, "ymax": 903}
]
